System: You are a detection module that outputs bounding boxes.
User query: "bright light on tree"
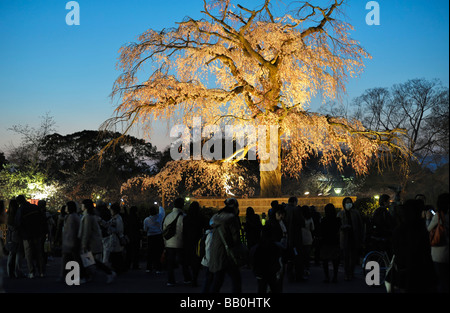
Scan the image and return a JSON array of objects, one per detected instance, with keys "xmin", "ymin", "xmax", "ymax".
[{"xmin": 105, "ymin": 0, "xmax": 408, "ymax": 197}]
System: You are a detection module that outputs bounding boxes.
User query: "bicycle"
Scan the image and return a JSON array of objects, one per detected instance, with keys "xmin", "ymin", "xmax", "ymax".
[{"xmin": 361, "ymin": 236, "xmax": 392, "ymax": 286}]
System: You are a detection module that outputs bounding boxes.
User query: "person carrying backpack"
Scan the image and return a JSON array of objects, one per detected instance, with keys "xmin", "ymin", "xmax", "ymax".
[
  {"xmin": 182, "ymin": 201, "xmax": 206, "ymax": 287},
  {"xmin": 162, "ymin": 197, "xmax": 191, "ymax": 286}
]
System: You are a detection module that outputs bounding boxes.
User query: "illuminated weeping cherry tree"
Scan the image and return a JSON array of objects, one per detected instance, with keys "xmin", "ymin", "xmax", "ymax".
[
  {"xmin": 104, "ymin": 0, "xmax": 408, "ymax": 197},
  {"xmin": 120, "ymin": 160, "xmax": 258, "ymax": 206}
]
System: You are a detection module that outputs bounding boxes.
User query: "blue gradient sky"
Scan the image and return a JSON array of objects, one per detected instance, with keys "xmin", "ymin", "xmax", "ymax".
[{"xmin": 0, "ymin": 0, "xmax": 448, "ymax": 153}]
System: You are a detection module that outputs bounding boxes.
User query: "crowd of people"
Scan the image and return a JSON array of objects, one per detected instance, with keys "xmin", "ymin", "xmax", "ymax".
[{"xmin": 0, "ymin": 192, "xmax": 448, "ymax": 293}]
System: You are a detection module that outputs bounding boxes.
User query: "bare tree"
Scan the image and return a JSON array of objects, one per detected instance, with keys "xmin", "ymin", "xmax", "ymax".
[
  {"xmin": 393, "ymin": 79, "xmax": 449, "ymax": 163},
  {"xmin": 353, "ymin": 78, "xmax": 449, "ymax": 190},
  {"xmin": 7, "ymin": 112, "xmax": 57, "ymax": 169}
]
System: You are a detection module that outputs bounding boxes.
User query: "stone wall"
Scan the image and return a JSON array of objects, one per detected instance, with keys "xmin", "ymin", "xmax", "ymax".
[{"xmin": 191, "ymin": 196, "xmax": 357, "ymax": 216}]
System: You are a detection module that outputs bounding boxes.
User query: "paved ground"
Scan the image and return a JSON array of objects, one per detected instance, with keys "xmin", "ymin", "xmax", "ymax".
[{"xmin": 3, "ymin": 256, "xmax": 385, "ymax": 294}]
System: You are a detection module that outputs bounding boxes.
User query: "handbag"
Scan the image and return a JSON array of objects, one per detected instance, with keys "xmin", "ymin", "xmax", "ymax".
[
  {"xmin": 162, "ymin": 213, "xmax": 182, "ymax": 240},
  {"xmin": 80, "ymin": 251, "xmax": 96, "ymax": 268},
  {"xmin": 430, "ymin": 212, "xmax": 446, "ymax": 247},
  {"xmin": 217, "ymin": 227, "xmax": 248, "ymax": 267}
]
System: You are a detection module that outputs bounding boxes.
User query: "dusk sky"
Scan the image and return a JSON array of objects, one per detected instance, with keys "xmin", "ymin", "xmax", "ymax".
[{"xmin": 0, "ymin": 0, "xmax": 448, "ymax": 154}]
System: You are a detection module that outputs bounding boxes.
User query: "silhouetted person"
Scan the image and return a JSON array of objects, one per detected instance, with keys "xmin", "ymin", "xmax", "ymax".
[
  {"xmin": 16, "ymin": 195, "xmax": 46, "ymax": 278},
  {"xmin": 426, "ymin": 193, "xmax": 449, "ymax": 293},
  {"xmin": 54, "ymin": 205, "xmax": 67, "ymax": 252},
  {"xmin": 337, "ymin": 197, "xmax": 363, "ymax": 281},
  {"xmin": 284, "ymin": 196, "xmax": 305, "ymax": 282},
  {"xmin": 319, "ymin": 203, "xmax": 341, "ymax": 283},
  {"xmin": 143, "ymin": 203, "xmax": 165, "ymax": 273},
  {"xmin": 183, "ymin": 201, "xmax": 206, "ymax": 287},
  {"xmin": 106, "ymin": 202, "xmax": 126, "ymax": 274},
  {"xmin": 79, "ymin": 199, "xmax": 116, "ymax": 283},
  {"xmin": 126, "ymin": 206, "xmax": 141, "ymax": 270},
  {"xmin": 244, "ymin": 207, "xmax": 262, "ymax": 250},
  {"xmin": 163, "ymin": 197, "xmax": 191, "ymax": 286},
  {"xmin": 265, "ymin": 204, "xmax": 288, "ymax": 291},
  {"xmin": 78, "ymin": 199, "xmax": 116, "ymax": 283},
  {"xmin": 310, "ymin": 205, "xmax": 322, "ymax": 266},
  {"xmin": 250, "ymin": 226, "xmax": 282, "ymax": 293},
  {"xmin": 392, "ymin": 199, "xmax": 437, "ymax": 293},
  {"xmin": 95, "ymin": 201, "xmax": 112, "ymax": 264},
  {"xmin": 268, "ymin": 200, "xmax": 279, "ymax": 220},
  {"xmin": 1, "ymin": 200, "xmax": 7, "ymax": 292},
  {"xmin": 37, "ymin": 200, "xmax": 51, "ymax": 266},
  {"xmin": 301, "ymin": 205, "xmax": 314, "ymax": 276},
  {"xmin": 6, "ymin": 199, "xmax": 25, "ymax": 278},
  {"xmin": 372, "ymin": 194, "xmax": 395, "ymax": 255},
  {"xmin": 59, "ymin": 201, "xmax": 81, "ymax": 281},
  {"xmin": 209, "ymin": 198, "xmax": 242, "ymax": 293}
]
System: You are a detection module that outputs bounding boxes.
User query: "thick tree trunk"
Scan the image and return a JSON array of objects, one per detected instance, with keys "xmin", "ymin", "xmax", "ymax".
[
  {"xmin": 260, "ymin": 166, "xmax": 282, "ymax": 197},
  {"xmin": 259, "ymin": 126, "xmax": 282, "ymax": 197}
]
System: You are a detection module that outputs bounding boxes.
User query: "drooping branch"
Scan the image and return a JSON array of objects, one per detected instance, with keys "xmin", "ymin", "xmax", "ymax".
[
  {"xmin": 326, "ymin": 116, "xmax": 409, "ymax": 152},
  {"xmin": 104, "ymin": 0, "xmax": 389, "ymax": 196}
]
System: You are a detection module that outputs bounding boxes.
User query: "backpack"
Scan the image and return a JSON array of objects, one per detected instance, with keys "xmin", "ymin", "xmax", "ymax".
[
  {"xmin": 21, "ymin": 204, "xmax": 44, "ymax": 238},
  {"xmin": 430, "ymin": 212, "xmax": 446, "ymax": 247},
  {"xmin": 162, "ymin": 212, "xmax": 182, "ymax": 240}
]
